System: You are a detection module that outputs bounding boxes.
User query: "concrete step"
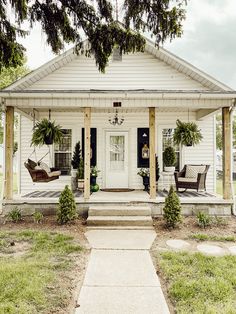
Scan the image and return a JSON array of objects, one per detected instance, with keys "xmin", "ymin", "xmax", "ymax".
[
  {"xmin": 89, "ymin": 205, "xmax": 151, "ymax": 216},
  {"xmin": 87, "ymin": 216, "xmax": 153, "ymax": 227},
  {"xmin": 87, "ymin": 226, "xmax": 154, "ymax": 230}
]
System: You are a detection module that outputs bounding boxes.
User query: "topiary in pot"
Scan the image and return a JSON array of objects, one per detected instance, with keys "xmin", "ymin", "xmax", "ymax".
[
  {"xmin": 71, "ymin": 141, "xmax": 82, "ymax": 170},
  {"xmin": 57, "ymin": 185, "xmax": 77, "ymax": 224},
  {"xmin": 163, "ymin": 146, "xmax": 176, "ymax": 172},
  {"xmin": 77, "ymin": 159, "xmax": 84, "ymax": 190},
  {"xmin": 163, "ymin": 185, "xmax": 182, "ymax": 228},
  {"xmin": 173, "ymin": 119, "xmax": 203, "ymax": 147},
  {"xmin": 31, "ymin": 118, "xmax": 63, "ymax": 146}
]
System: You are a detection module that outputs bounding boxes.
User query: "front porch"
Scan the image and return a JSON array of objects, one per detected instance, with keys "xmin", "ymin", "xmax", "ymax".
[{"xmin": 2, "ymin": 190, "xmax": 233, "ymax": 216}]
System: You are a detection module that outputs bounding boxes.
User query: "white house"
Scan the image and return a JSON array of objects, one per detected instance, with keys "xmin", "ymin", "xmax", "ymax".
[{"xmin": 1, "ymin": 38, "xmax": 235, "ymax": 215}]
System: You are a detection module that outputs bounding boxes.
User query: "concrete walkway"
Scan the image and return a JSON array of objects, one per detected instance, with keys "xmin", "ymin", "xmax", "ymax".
[{"xmin": 75, "ymin": 229, "xmax": 170, "ymax": 314}]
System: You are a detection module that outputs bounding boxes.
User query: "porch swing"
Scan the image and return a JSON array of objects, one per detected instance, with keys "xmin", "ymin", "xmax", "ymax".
[{"xmin": 24, "ymin": 110, "xmax": 61, "ymax": 183}]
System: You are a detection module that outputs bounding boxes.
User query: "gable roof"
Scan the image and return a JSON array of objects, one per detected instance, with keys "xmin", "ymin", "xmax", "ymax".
[{"xmin": 4, "ymin": 38, "xmax": 233, "ymax": 92}]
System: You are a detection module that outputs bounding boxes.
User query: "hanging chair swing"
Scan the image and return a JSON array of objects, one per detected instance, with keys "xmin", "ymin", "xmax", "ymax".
[{"xmin": 24, "ymin": 110, "xmax": 61, "ymax": 183}]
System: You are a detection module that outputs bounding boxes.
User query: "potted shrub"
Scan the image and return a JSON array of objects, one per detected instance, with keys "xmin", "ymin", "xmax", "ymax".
[
  {"xmin": 173, "ymin": 119, "xmax": 203, "ymax": 147},
  {"xmin": 137, "ymin": 168, "xmax": 150, "ymax": 191},
  {"xmin": 31, "ymin": 118, "xmax": 63, "ymax": 146},
  {"xmin": 77, "ymin": 158, "xmax": 84, "ymax": 190},
  {"xmin": 71, "ymin": 141, "xmax": 82, "ymax": 190},
  {"xmin": 163, "ymin": 146, "xmax": 176, "ymax": 172},
  {"xmin": 90, "ymin": 166, "xmax": 100, "ymax": 186}
]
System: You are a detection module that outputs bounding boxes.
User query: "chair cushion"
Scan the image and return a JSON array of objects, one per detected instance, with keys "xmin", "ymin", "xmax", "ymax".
[
  {"xmin": 47, "ymin": 170, "xmax": 61, "ymax": 177},
  {"xmin": 28, "ymin": 159, "xmax": 37, "ymax": 169},
  {"xmin": 39, "ymin": 161, "xmax": 51, "ymax": 174},
  {"xmin": 185, "ymin": 165, "xmax": 206, "ymax": 179},
  {"xmin": 34, "ymin": 165, "xmax": 42, "ymax": 170},
  {"xmin": 178, "ymin": 177, "xmax": 197, "ymax": 183}
]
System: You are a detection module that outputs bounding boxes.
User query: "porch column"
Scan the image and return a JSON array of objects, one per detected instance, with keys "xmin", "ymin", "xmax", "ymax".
[
  {"xmin": 84, "ymin": 107, "xmax": 91, "ymax": 201},
  {"xmin": 222, "ymin": 107, "xmax": 232, "ymax": 200},
  {"xmin": 149, "ymin": 107, "xmax": 156, "ymax": 199},
  {"xmin": 4, "ymin": 106, "xmax": 14, "ymax": 200}
]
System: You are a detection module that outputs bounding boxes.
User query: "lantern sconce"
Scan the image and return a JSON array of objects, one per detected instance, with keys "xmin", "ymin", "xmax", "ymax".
[{"xmin": 142, "ymin": 143, "xmax": 149, "ymax": 159}]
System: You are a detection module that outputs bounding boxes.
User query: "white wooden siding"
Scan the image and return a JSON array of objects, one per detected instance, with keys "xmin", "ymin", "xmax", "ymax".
[
  {"xmin": 28, "ymin": 52, "xmax": 208, "ymax": 91},
  {"xmin": 20, "ymin": 110, "xmax": 215, "ymax": 195}
]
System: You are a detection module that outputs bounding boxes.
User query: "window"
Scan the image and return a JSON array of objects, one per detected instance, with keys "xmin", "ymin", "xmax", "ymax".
[
  {"xmin": 110, "ymin": 135, "xmax": 125, "ymax": 170},
  {"xmin": 54, "ymin": 129, "xmax": 72, "ymax": 175},
  {"xmin": 162, "ymin": 128, "xmax": 180, "ymax": 171}
]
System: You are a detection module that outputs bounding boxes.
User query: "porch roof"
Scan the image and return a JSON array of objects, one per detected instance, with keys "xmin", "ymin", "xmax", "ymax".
[{"xmin": 1, "ymin": 89, "xmax": 236, "ymax": 100}]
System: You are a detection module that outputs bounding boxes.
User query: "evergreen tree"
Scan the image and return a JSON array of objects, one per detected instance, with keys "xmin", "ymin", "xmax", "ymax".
[
  {"xmin": 71, "ymin": 141, "xmax": 82, "ymax": 169},
  {"xmin": 57, "ymin": 185, "xmax": 77, "ymax": 224},
  {"xmin": 1, "ymin": 1, "xmax": 187, "ymax": 72},
  {"xmin": 163, "ymin": 185, "xmax": 182, "ymax": 228}
]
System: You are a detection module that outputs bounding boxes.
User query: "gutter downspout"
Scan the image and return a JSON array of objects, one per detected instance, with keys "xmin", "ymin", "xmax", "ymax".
[{"xmin": 230, "ymin": 99, "xmax": 236, "ymax": 215}]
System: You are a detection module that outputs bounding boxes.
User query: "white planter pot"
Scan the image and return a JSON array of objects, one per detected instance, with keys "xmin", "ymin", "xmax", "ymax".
[
  {"xmin": 164, "ymin": 166, "xmax": 175, "ymax": 172},
  {"xmin": 78, "ymin": 179, "xmax": 84, "ymax": 190},
  {"xmin": 71, "ymin": 169, "xmax": 77, "ymax": 178}
]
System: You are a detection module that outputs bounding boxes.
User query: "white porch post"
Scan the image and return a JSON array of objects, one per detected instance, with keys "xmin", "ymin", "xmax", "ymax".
[
  {"xmin": 84, "ymin": 107, "xmax": 91, "ymax": 201},
  {"xmin": 149, "ymin": 107, "xmax": 156, "ymax": 199},
  {"xmin": 3, "ymin": 106, "xmax": 14, "ymax": 200},
  {"xmin": 222, "ymin": 107, "xmax": 232, "ymax": 200}
]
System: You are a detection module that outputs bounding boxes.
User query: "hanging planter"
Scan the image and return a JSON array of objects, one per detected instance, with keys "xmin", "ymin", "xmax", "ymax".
[
  {"xmin": 173, "ymin": 119, "xmax": 203, "ymax": 147},
  {"xmin": 31, "ymin": 118, "xmax": 63, "ymax": 147}
]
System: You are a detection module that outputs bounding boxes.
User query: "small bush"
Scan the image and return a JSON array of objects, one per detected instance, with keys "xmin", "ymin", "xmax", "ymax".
[
  {"xmin": 7, "ymin": 207, "xmax": 22, "ymax": 223},
  {"xmin": 163, "ymin": 185, "xmax": 182, "ymax": 228},
  {"xmin": 33, "ymin": 212, "xmax": 44, "ymax": 224},
  {"xmin": 196, "ymin": 211, "xmax": 211, "ymax": 228},
  {"xmin": 57, "ymin": 185, "xmax": 77, "ymax": 224}
]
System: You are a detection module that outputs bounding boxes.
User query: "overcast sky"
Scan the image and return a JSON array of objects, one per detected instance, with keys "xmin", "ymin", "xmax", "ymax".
[{"xmin": 20, "ymin": 0, "xmax": 236, "ymax": 89}]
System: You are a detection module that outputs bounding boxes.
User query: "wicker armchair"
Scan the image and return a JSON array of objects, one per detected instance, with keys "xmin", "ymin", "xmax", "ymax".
[{"xmin": 174, "ymin": 165, "xmax": 210, "ymax": 192}]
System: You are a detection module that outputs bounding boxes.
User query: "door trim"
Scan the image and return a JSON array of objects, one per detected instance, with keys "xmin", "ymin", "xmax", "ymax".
[{"xmin": 105, "ymin": 131, "xmax": 129, "ymax": 188}]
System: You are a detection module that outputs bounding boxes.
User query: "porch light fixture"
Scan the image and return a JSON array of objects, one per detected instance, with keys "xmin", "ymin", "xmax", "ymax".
[{"xmin": 109, "ymin": 109, "xmax": 124, "ymax": 126}]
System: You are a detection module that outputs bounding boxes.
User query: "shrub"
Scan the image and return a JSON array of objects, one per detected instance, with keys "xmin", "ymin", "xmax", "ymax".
[
  {"xmin": 7, "ymin": 207, "xmax": 22, "ymax": 223},
  {"xmin": 163, "ymin": 185, "xmax": 182, "ymax": 228},
  {"xmin": 71, "ymin": 141, "xmax": 82, "ymax": 169},
  {"xmin": 33, "ymin": 212, "xmax": 43, "ymax": 224},
  {"xmin": 57, "ymin": 185, "xmax": 77, "ymax": 224},
  {"xmin": 163, "ymin": 146, "xmax": 176, "ymax": 167},
  {"xmin": 196, "ymin": 211, "xmax": 211, "ymax": 228}
]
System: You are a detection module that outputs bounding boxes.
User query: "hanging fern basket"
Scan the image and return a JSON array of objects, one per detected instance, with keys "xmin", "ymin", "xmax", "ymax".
[
  {"xmin": 173, "ymin": 119, "xmax": 203, "ymax": 147},
  {"xmin": 31, "ymin": 119, "xmax": 63, "ymax": 147}
]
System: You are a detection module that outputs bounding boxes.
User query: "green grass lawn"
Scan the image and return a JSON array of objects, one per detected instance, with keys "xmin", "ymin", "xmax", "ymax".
[
  {"xmin": 0, "ymin": 230, "xmax": 83, "ymax": 313},
  {"xmin": 156, "ymin": 251, "xmax": 236, "ymax": 314}
]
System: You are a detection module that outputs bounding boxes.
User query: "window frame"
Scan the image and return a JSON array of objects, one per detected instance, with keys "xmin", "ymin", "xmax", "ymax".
[
  {"xmin": 53, "ymin": 128, "xmax": 72, "ymax": 176},
  {"xmin": 158, "ymin": 125, "xmax": 182, "ymax": 172}
]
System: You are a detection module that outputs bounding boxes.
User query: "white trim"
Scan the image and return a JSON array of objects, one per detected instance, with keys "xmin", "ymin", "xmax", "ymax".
[{"xmin": 105, "ymin": 130, "xmax": 129, "ymax": 188}]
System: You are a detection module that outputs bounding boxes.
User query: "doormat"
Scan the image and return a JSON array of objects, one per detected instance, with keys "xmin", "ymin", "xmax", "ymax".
[{"xmin": 100, "ymin": 188, "xmax": 135, "ymax": 192}]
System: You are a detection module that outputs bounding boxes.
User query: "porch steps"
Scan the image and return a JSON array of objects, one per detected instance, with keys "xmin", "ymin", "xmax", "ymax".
[
  {"xmin": 89, "ymin": 205, "xmax": 151, "ymax": 216},
  {"xmin": 87, "ymin": 205, "xmax": 153, "ymax": 227}
]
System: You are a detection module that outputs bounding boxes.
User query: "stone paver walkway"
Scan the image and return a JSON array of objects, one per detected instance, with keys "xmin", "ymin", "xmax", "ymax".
[
  {"xmin": 75, "ymin": 229, "xmax": 170, "ymax": 314},
  {"xmin": 162, "ymin": 239, "xmax": 236, "ymax": 256}
]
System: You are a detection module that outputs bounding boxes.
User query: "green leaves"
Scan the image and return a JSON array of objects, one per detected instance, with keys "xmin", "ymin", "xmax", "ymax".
[
  {"xmin": 163, "ymin": 146, "xmax": 176, "ymax": 167},
  {"xmin": 173, "ymin": 119, "xmax": 203, "ymax": 147},
  {"xmin": 163, "ymin": 185, "xmax": 182, "ymax": 228},
  {"xmin": 31, "ymin": 118, "xmax": 63, "ymax": 147},
  {"xmin": 1, "ymin": 0, "xmax": 187, "ymax": 72},
  {"xmin": 57, "ymin": 185, "xmax": 77, "ymax": 224}
]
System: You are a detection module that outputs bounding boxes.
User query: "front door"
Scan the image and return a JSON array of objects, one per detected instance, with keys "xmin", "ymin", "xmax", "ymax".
[{"xmin": 106, "ymin": 132, "xmax": 129, "ymax": 188}]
